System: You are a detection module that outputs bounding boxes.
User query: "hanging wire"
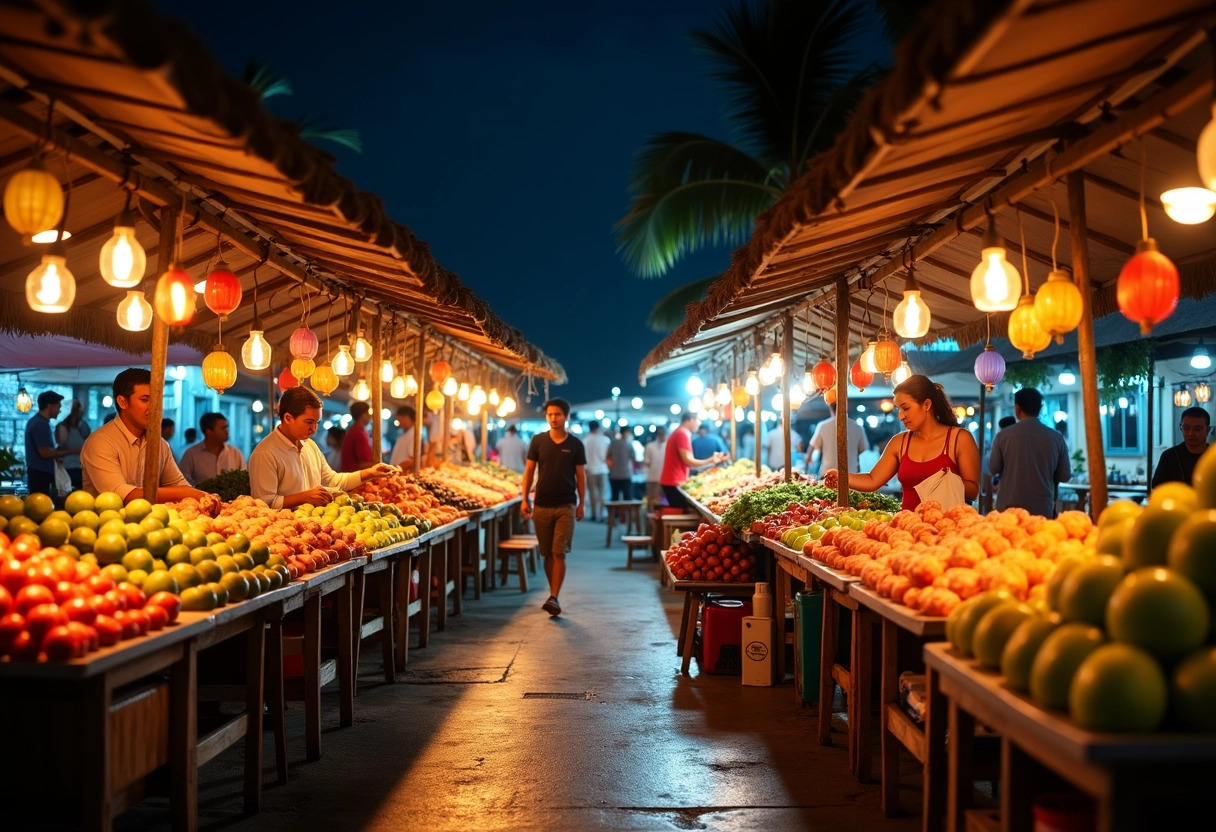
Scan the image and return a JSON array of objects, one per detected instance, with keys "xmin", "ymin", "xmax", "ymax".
[
  {"xmin": 1138, "ymin": 140, "xmax": 1149, "ymax": 240},
  {"xmin": 1017, "ymin": 206, "xmax": 1030, "ymax": 295},
  {"xmin": 250, "ymin": 265, "xmax": 261, "ymax": 327},
  {"xmin": 1050, "ymin": 196, "xmax": 1061, "ymax": 270}
]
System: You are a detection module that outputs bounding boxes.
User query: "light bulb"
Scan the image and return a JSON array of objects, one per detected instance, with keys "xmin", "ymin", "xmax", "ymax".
[
  {"xmin": 116, "ymin": 290, "xmax": 153, "ymax": 332},
  {"xmin": 443, "ymin": 376, "xmax": 459, "ymax": 396},
  {"xmin": 240, "ymin": 330, "xmax": 272, "ymax": 370},
  {"xmin": 970, "ymin": 222, "xmax": 1021, "ymax": 312},
  {"xmin": 390, "ymin": 375, "xmax": 408, "ymax": 398},
  {"xmin": 891, "ymin": 362, "xmax": 912, "ymax": 386},
  {"xmin": 352, "ymin": 333, "xmax": 372, "ymax": 362},
  {"xmin": 470, "ymin": 385, "xmax": 487, "ymax": 407},
  {"xmin": 380, "ymin": 359, "xmax": 395, "ymax": 383},
  {"xmin": 1058, "ymin": 368, "xmax": 1076, "ymax": 386},
  {"xmin": 468, "ymin": 401, "xmax": 481, "ymax": 417},
  {"xmin": 685, "ymin": 375, "xmax": 704, "ymax": 396},
  {"xmin": 333, "ymin": 344, "xmax": 355, "ymax": 376},
  {"xmin": 488, "ymin": 388, "xmax": 500, "ymax": 406},
  {"xmin": 893, "ymin": 288, "xmax": 932, "ymax": 338},
  {"xmin": 15, "ymin": 387, "xmax": 33, "ymax": 413},
  {"xmin": 789, "ymin": 385, "xmax": 806, "ymax": 406},
  {"xmin": 457, "ymin": 382, "xmax": 470, "ymax": 401},
  {"xmin": 25, "ymin": 248, "xmax": 76, "ymax": 313},
  {"xmin": 744, "ymin": 370, "xmax": 759, "ymax": 396},
  {"xmin": 1161, "ymin": 187, "xmax": 1216, "ymax": 225},
  {"xmin": 405, "ymin": 375, "xmax": 419, "ymax": 396},
  {"xmin": 503, "ymin": 396, "xmax": 517, "ymax": 413},
  {"xmin": 701, "ymin": 388, "xmax": 715, "ymax": 410},
  {"xmin": 99, "ymin": 217, "xmax": 146, "ymax": 288},
  {"xmin": 1196, "ymin": 383, "xmax": 1211, "ymax": 404},
  {"xmin": 767, "ymin": 352, "xmax": 783, "ymax": 377},
  {"xmin": 351, "ymin": 376, "xmax": 371, "ymax": 401},
  {"xmin": 758, "ymin": 363, "xmax": 775, "ymax": 386}
]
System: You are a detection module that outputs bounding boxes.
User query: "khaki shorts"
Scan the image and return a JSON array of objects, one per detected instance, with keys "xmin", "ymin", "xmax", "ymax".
[{"xmin": 532, "ymin": 504, "xmax": 575, "ymax": 556}]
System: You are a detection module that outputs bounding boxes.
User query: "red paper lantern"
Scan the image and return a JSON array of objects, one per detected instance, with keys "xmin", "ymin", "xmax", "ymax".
[
  {"xmin": 811, "ymin": 360, "xmax": 836, "ymax": 392},
  {"xmin": 850, "ymin": 357, "xmax": 873, "ymax": 392},
  {"xmin": 429, "ymin": 360, "xmax": 452, "ymax": 384},
  {"xmin": 153, "ymin": 266, "xmax": 196, "ymax": 326},
  {"xmin": 203, "ymin": 260, "xmax": 242, "ymax": 320},
  {"xmin": 873, "ymin": 336, "xmax": 902, "ymax": 377},
  {"xmin": 1117, "ymin": 238, "xmax": 1179, "ymax": 335},
  {"xmin": 277, "ymin": 367, "xmax": 298, "ymax": 390},
  {"xmin": 289, "ymin": 326, "xmax": 319, "ymax": 360}
]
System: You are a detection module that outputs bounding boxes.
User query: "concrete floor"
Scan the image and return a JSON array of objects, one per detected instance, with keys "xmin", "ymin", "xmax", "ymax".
[{"xmin": 117, "ymin": 517, "xmax": 926, "ymax": 832}]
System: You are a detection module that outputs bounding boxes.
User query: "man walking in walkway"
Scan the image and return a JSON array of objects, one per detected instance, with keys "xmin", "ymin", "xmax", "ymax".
[
  {"xmin": 520, "ymin": 398, "xmax": 586, "ymax": 617},
  {"xmin": 583, "ymin": 420, "xmax": 610, "ymax": 521},
  {"xmin": 989, "ymin": 387, "xmax": 1070, "ymax": 517},
  {"xmin": 495, "ymin": 425, "xmax": 527, "ymax": 473},
  {"xmin": 341, "ymin": 401, "xmax": 374, "ymax": 472}
]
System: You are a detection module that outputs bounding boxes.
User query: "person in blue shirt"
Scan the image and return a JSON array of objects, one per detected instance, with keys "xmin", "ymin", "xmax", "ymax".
[
  {"xmin": 988, "ymin": 388, "xmax": 1070, "ymax": 517},
  {"xmin": 25, "ymin": 391, "xmax": 71, "ymax": 501},
  {"xmin": 690, "ymin": 425, "xmax": 728, "ymax": 472}
]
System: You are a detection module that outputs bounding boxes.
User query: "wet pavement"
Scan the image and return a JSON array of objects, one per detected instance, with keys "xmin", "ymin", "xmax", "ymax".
[{"xmin": 117, "ymin": 516, "xmax": 926, "ymax": 831}]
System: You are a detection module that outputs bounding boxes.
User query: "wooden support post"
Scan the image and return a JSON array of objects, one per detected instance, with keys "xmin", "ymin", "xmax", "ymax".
[
  {"xmin": 1068, "ymin": 170, "xmax": 1108, "ymax": 518},
  {"xmin": 371, "ymin": 316, "xmax": 383, "ymax": 464},
  {"xmin": 480, "ymin": 366, "xmax": 490, "ymax": 464},
  {"xmin": 977, "ymin": 383, "xmax": 988, "ymax": 511},
  {"xmin": 729, "ymin": 376, "xmax": 738, "ymax": 461},
  {"xmin": 754, "ymin": 331, "xmax": 763, "ymax": 478},
  {"xmin": 781, "ymin": 310, "xmax": 794, "ymax": 480},
  {"xmin": 836, "ymin": 276, "xmax": 851, "ymax": 507},
  {"xmin": 414, "ymin": 331, "xmax": 426, "ymax": 470},
  {"xmin": 1146, "ymin": 361, "xmax": 1155, "ymax": 494},
  {"xmin": 143, "ymin": 207, "xmax": 176, "ymax": 500}
]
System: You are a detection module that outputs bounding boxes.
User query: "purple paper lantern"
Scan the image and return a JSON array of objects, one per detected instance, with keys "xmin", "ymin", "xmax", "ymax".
[{"xmin": 974, "ymin": 344, "xmax": 1006, "ymax": 393}]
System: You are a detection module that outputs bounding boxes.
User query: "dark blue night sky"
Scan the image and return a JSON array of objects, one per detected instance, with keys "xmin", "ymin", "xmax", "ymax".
[{"xmin": 151, "ymin": 0, "xmax": 885, "ymax": 406}]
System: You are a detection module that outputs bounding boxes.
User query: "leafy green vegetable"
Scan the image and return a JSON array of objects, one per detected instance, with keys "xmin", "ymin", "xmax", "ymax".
[
  {"xmin": 719, "ymin": 483, "xmax": 899, "ymax": 532},
  {"xmin": 195, "ymin": 468, "xmax": 250, "ymax": 502}
]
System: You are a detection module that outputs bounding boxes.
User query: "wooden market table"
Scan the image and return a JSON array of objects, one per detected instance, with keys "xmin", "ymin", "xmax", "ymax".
[
  {"xmin": 1056, "ymin": 481, "xmax": 1147, "ymax": 513},
  {"xmin": 758, "ymin": 537, "xmax": 807, "ymax": 686},
  {"xmin": 353, "ymin": 538, "xmax": 418, "ymax": 686},
  {"xmin": 923, "ymin": 642, "xmax": 1216, "ymax": 832},
  {"xmin": 661, "ymin": 558, "xmax": 756, "ymax": 675},
  {"xmin": 848, "ymin": 583, "xmax": 948, "ymax": 818},
  {"xmin": 393, "ymin": 517, "xmax": 465, "ymax": 666}
]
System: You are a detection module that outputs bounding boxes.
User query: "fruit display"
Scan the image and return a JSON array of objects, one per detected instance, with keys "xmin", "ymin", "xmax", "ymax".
[
  {"xmin": 456, "ymin": 462, "xmax": 522, "ymax": 498},
  {"xmin": 421, "ymin": 466, "xmax": 514, "ymax": 506},
  {"xmin": 664, "ymin": 523, "xmax": 758, "ymax": 583},
  {"xmin": 408, "ymin": 472, "xmax": 492, "ymax": 511},
  {"xmin": 683, "ymin": 460, "xmax": 774, "ymax": 502},
  {"xmin": 353, "ymin": 474, "xmax": 468, "ymax": 527},
  {"xmin": 755, "ymin": 499, "xmax": 893, "ymax": 546},
  {"xmin": 719, "ymin": 481, "xmax": 900, "ymax": 533}
]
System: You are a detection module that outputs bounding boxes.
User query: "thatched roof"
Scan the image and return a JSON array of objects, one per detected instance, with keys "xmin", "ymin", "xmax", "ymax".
[
  {"xmin": 639, "ymin": 0, "xmax": 1216, "ymax": 383},
  {"xmin": 0, "ymin": 0, "xmax": 565, "ymax": 384}
]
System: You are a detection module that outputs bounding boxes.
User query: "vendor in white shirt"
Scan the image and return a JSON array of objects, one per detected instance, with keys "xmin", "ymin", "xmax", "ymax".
[
  {"xmin": 249, "ymin": 387, "xmax": 394, "ymax": 510},
  {"xmin": 179, "ymin": 412, "xmax": 245, "ymax": 486},
  {"xmin": 388, "ymin": 404, "xmax": 418, "ymax": 471}
]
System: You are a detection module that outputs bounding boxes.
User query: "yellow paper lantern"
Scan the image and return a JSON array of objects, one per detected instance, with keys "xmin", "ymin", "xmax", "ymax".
[
  {"xmin": 4, "ymin": 160, "xmax": 63, "ymax": 237},
  {"xmin": 1033, "ymin": 269, "xmax": 1083, "ymax": 345},
  {"xmin": 310, "ymin": 363, "xmax": 339, "ymax": 395},
  {"xmin": 290, "ymin": 358, "xmax": 316, "ymax": 380},
  {"xmin": 732, "ymin": 386, "xmax": 751, "ymax": 408},
  {"xmin": 99, "ymin": 210, "xmax": 146, "ymax": 288},
  {"xmin": 202, "ymin": 345, "xmax": 237, "ymax": 394},
  {"xmin": 425, "ymin": 388, "xmax": 446, "ymax": 412},
  {"xmin": 1007, "ymin": 295, "xmax": 1052, "ymax": 360}
]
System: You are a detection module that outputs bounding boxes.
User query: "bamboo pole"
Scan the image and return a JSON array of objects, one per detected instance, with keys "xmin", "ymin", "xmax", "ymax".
[
  {"xmin": 729, "ymin": 375, "xmax": 738, "ymax": 462},
  {"xmin": 1068, "ymin": 170, "xmax": 1107, "ymax": 519},
  {"xmin": 414, "ymin": 332, "xmax": 426, "ymax": 471},
  {"xmin": 371, "ymin": 316, "xmax": 383, "ymax": 465},
  {"xmin": 142, "ymin": 207, "xmax": 176, "ymax": 500},
  {"xmin": 836, "ymin": 276, "xmax": 850, "ymax": 507},
  {"xmin": 781, "ymin": 310, "xmax": 794, "ymax": 481},
  {"xmin": 753, "ymin": 331, "xmax": 763, "ymax": 478},
  {"xmin": 1146, "ymin": 363, "xmax": 1155, "ymax": 493},
  {"xmin": 977, "ymin": 383, "xmax": 988, "ymax": 512},
  {"xmin": 480, "ymin": 366, "xmax": 490, "ymax": 464}
]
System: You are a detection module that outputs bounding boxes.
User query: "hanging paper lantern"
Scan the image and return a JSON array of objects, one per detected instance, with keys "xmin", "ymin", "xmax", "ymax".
[
  {"xmin": 823, "ymin": 387, "xmax": 837, "ymax": 406},
  {"xmin": 332, "ymin": 343, "xmax": 355, "ymax": 376},
  {"xmin": 290, "ymin": 358, "xmax": 316, "ymax": 380},
  {"xmin": 873, "ymin": 335, "xmax": 902, "ymax": 378},
  {"xmin": 277, "ymin": 367, "xmax": 298, "ymax": 390},
  {"xmin": 425, "ymin": 388, "xmax": 446, "ymax": 412},
  {"xmin": 390, "ymin": 375, "xmax": 408, "ymax": 399},
  {"xmin": 891, "ymin": 361, "xmax": 913, "ymax": 386},
  {"xmin": 1117, "ymin": 238, "xmax": 1179, "ymax": 335},
  {"xmin": 811, "ymin": 360, "xmax": 837, "ymax": 392},
  {"xmin": 153, "ymin": 266, "xmax": 196, "ymax": 325},
  {"xmin": 859, "ymin": 340, "xmax": 879, "ymax": 374},
  {"xmin": 1175, "ymin": 386, "xmax": 1193, "ymax": 408},
  {"xmin": 310, "ymin": 363, "xmax": 339, "ymax": 395},
  {"xmin": 443, "ymin": 376, "xmax": 459, "ymax": 396},
  {"xmin": 502, "ymin": 396, "xmax": 517, "ymax": 414},
  {"xmin": 116, "ymin": 290, "xmax": 153, "ymax": 332},
  {"xmin": 203, "ymin": 260, "xmax": 242, "ymax": 320},
  {"xmin": 380, "ymin": 359, "xmax": 395, "ymax": 384},
  {"xmin": 974, "ymin": 344, "xmax": 1006, "ymax": 393},
  {"xmin": 893, "ymin": 272, "xmax": 931, "ymax": 338},
  {"xmin": 732, "ymin": 385, "xmax": 751, "ymax": 407},
  {"xmin": 744, "ymin": 370, "xmax": 760, "ymax": 397},
  {"xmin": 970, "ymin": 220, "xmax": 1021, "ymax": 312},
  {"xmin": 351, "ymin": 376, "xmax": 372, "ymax": 401},
  {"xmin": 405, "ymin": 375, "xmax": 419, "ymax": 396},
  {"xmin": 352, "ymin": 332, "xmax": 372, "ymax": 363},
  {"xmin": 429, "ymin": 360, "xmax": 452, "ymax": 384},
  {"xmin": 488, "ymin": 388, "xmax": 501, "ymax": 406},
  {"xmin": 4, "ymin": 159, "xmax": 63, "ymax": 237},
  {"xmin": 289, "ymin": 326, "xmax": 319, "ymax": 360},
  {"xmin": 25, "ymin": 243, "xmax": 76, "ymax": 313},
  {"xmin": 470, "ymin": 385, "xmax": 488, "ymax": 408},
  {"xmin": 850, "ymin": 357, "xmax": 873, "ymax": 392},
  {"xmin": 1033, "ymin": 269, "xmax": 1083, "ymax": 345},
  {"xmin": 1007, "ymin": 295, "xmax": 1052, "ymax": 360},
  {"xmin": 241, "ymin": 330, "xmax": 272, "ymax": 371},
  {"xmin": 202, "ymin": 345, "xmax": 237, "ymax": 394},
  {"xmin": 1195, "ymin": 382, "xmax": 1212, "ymax": 404},
  {"xmin": 99, "ymin": 210, "xmax": 146, "ymax": 288}
]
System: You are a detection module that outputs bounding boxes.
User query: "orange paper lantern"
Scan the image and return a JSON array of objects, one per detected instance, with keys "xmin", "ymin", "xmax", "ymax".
[
  {"xmin": 153, "ymin": 266, "xmax": 196, "ymax": 326},
  {"xmin": 850, "ymin": 358, "xmax": 873, "ymax": 392},
  {"xmin": 1117, "ymin": 238, "xmax": 1178, "ymax": 335},
  {"xmin": 429, "ymin": 360, "xmax": 452, "ymax": 384},
  {"xmin": 203, "ymin": 261, "xmax": 242, "ymax": 320},
  {"xmin": 811, "ymin": 360, "xmax": 836, "ymax": 392},
  {"xmin": 873, "ymin": 336, "xmax": 902, "ymax": 377}
]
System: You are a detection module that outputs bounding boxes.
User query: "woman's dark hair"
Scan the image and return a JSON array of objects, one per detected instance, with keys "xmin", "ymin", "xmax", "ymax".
[{"xmin": 894, "ymin": 374, "xmax": 958, "ymax": 428}]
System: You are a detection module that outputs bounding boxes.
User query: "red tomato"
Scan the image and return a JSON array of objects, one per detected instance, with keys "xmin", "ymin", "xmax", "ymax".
[
  {"xmin": 706, "ymin": 556, "xmax": 720, "ymax": 567},
  {"xmin": 9, "ymin": 534, "xmax": 43, "ymax": 561},
  {"xmin": 25, "ymin": 565, "xmax": 59, "ymax": 591},
  {"xmin": 692, "ymin": 570, "xmax": 704, "ymax": 580},
  {"xmin": 67, "ymin": 621, "xmax": 99, "ymax": 652},
  {"xmin": 0, "ymin": 558, "xmax": 26, "ymax": 594},
  {"xmin": 123, "ymin": 608, "xmax": 150, "ymax": 636},
  {"xmin": 53, "ymin": 580, "xmax": 81, "ymax": 604},
  {"xmin": 15, "ymin": 583, "xmax": 56, "ymax": 616},
  {"xmin": 144, "ymin": 603, "xmax": 169, "ymax": 631},
  {"xmin": 117, "ymin": 583, "xmax": 146, "ymax": 610},
  {"xmin": 720, "ymin": 545, "xmax": 735, "ymax": 559},
  {"xmin": 112, "ymin": 611, "xmax": 141, "ymax": 640},
  {"xmin": 680, "ymin": 531, "xmax": 695, "ymax": 541},
  {"xmin": 712, "ymin": 565, "xmax": 724, "ymax": 577},
  {"xmin": 89, "ymin": 593, "xmax": 118, "ymax": 617},
  {"xmin": 86, "ymin": 574, "xmax": 116, "ymax": 595},
  {"xmin": 0, "ymin": 612, "xmax": 25, "ymax": 654},
  {"xmin": 0, "ymin": 531, "xmax": 9, "ymax": 548},
  {"xmin": 49, "ymin": 555, "xmax": 77, "ymax": 582},
  {"xmin": 74, "ymin": 561, "xmax": 100, "ymax": 582},
  {"xmin": 103, "ymin": 589, "xmax": 129, "ymax": 612},
  {"xmin": 717, "ymin": 533, "xmax": 731, "ymax": 546},
  {"xmin": 62, "ymin": 596, "xmax": 98, "ymax": 626},
  {"xmin": 730, "ymin": 564, "xmax": 742, "ymax": 576},
  {"xmin": 145, "ymin": 592, "xmax": 181, "ymax": 624},
  {"xmin": 7, "ymin": 629, "xmax": 39, "ymax": 661},
  {"xmin": 25, "ymin": 603, "xmax": 68, "ymax": 644},
  {"xmin": 0, "ymin": 584, "xmax": 10, "ymax": 617},
  {"xmin": 42, "ymin": 624, "xmax": 84, "ymax": 660},
  {"xmin": 705, "ymin": 544, "xmax": 719, "ymax": 555},
  {"xmin": 93, "ymin": 614, "xmax": 121, "ymax": 647}
]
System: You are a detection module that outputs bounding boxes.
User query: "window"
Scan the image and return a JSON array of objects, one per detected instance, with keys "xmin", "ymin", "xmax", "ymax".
[{"xmin": 1103, "ymin": 392, "xmax": 1142, "ymax": 453}]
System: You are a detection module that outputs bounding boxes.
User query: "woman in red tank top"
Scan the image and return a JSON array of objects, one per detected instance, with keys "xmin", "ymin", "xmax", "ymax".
[{"xmin": 822, "ymin": 374, "xmax": 981, "ymax": 510}]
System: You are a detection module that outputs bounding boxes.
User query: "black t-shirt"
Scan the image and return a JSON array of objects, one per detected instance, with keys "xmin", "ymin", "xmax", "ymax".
[
  {"xmin": 1151, "ymin": 442, "xmax": 1206, "ymax": 487},
  {"xmin": 527, "ymin": 431, "xmax": 587, "ymax": 507}
]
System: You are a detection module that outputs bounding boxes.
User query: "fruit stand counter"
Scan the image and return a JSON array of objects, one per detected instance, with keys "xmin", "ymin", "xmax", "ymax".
[
  {"xmin": 846, "ymin": 583, "xmax": 948, "ymax": 821},
  {"xmin": 0, "ymin": 613, "xmax": 214, "ymax": 831},
  {"xmin": 396, "ymin": 518, "xmax": 466, "ymax": 662},
  {"xmin": 759, "ymin": 537, "xmax": 809, "ymax": 686},
  {"xmin": 352, "ymin": 539, "xmax": 418, "ymax": 686},
  {"xmin": 661, "ymin": 557, "xmax": 756, "ymax": 674},
  {"xmin": 924, "ymin": 642, "xmax": 1216, "ymax": 832},
  {"xmin": 682, "ymin": 492, "xmax": 721, "ymax": 525}
]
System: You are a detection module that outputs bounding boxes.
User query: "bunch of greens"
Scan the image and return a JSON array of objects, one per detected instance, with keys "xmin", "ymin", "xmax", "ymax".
[
  {"xmin": 195, "ymin": 468, "xmax": 250, "ymax": 502},
  {"xmin": 719, "ymin": 482, "xmax": 899, "ymax": 532}
]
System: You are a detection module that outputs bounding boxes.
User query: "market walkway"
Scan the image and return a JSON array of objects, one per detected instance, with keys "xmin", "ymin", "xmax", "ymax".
[{"xmin": 117, "ymin": 518, "xmax": 924, "ymax": 832}]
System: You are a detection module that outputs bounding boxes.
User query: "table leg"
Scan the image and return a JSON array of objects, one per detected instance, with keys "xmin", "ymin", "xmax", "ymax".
[
  {"xmin": 852, "ymin": 608, "xmax": 875, "ymax": 783},
  {"xmin": 880, "ymin": 619, "xmax": 899, "ymax": 816},
  {"xmin": 338, "ymin": 573, "xmax": 355, "ymax": 728},
  {"xmin": 380, "ymin": 560, "xmax": 396, "ymax": 683},
  {"xmin": 351, "ymin": 567, "xmax": 366, "ymax": 693},
  {"xmin": 436, "ymin": 539, "xmax": 449, "ymax": 631},
  {"xmin": 947, "ymin": 699, "xmax": 977, "ymax": 832},
  {"xmin": 923, "ymin": 664, "xmax": 947, "ymax": 832},
  {"xmin": 605, "ymin": 510, "xmax": 614, "ymax": 547},
  {"xmin": 775, "ymin": 568, "xmax": 790, "ymax": 682},
  {"xmin": 79, "ymin": 675, "xmax": 112, "ymax": 832},
  {"xmin": 170, "ymin": 639, "xmax": 198, "ymax": 831},
  {"xmin": 418, "ymin": 545, "xmax": 432, "ymax": 648},
  {"xmin": 681, "ymin": 593, "xmax": 700, "ymax": 675},
  {"xmin": 1002, "ymin": 737, "xmax": 1038, "ymax": 832},
  {"xmin": 818, "ymin": 590, "xmax": 839, "ymax": 745},
  {"xmin": 449, "ymin": 537, "xmax": 462, "ymax": 617},
  {"xmin": 676, "ymin": 591, "xmax": 693, "ymax": 657},
  {"xmin": 243, "ymin": 613, "xmax": 265, "ymax": 813},
  {"xmin": 304, "ymin": 592, "xmax": 322, "ymax": 761},
  {"xmin": 265, "ymin": 615, "xmax": 288, "ymax": 785},
  {"xmin": 394, "ymin": 555, "xmax": 412, "ymax": 670}
]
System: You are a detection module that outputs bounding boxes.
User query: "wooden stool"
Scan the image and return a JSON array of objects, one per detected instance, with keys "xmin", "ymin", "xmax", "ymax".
[
  {"xmin": 604, "ymin": 499, "xmax": 644, "ymax": 546},
  {"xmin": 621, "ymin": 535, "xmax": 652, "ymax": 569},
  {"xmin": 497, "ymin": 539, "xmax": 536, "ymax": 591},
  {"xmin": 510, "ymin": 533, "xmax": 539, "ymax": 574}
]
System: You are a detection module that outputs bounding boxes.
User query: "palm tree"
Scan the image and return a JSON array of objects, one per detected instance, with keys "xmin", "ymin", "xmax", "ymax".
[
  {"xmin": 617, "ymin": 0, "xmax": 929, "ymax": 331},
  {"xmin": 244, "ymin": 62, "xmax": 363, "ymax": 153}
]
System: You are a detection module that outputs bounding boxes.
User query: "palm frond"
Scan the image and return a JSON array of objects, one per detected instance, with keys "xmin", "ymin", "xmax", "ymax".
[
  {"xmin": 615, "ymin": 132, "xmax": 781, "ymax": 278},
  {"xmin": 243, "ymin": 60, "xmax": 293, "ymax": 99},
  {"xmin": 872, "ymin": 0, "xmax": 938, "ymax": 46},
  {"xmin": 298, "ymin": 125, "xmax": 363, "ymax": 153},
  {"xmin": 792, "ymin": 62, "xmax": 885, "ymax": 173},
  {"xmin": 646, "ymin": 274, "xmax": 723, "ymax": 333}
]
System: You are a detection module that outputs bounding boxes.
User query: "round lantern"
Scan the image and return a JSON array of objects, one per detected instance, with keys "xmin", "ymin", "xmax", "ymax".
[
  {"xmin": 203, "ymin": 260, "xmax": 242, "ymax": 320},
  {"xmin": 4, "ymin": 160, "xmax": 63, "ymax": 237},
  {"xmin": 153, "ymin": 265, "xmax": 196, "ymax": 325},
  {"xmin": 456, "ymin": 383, "xmax": 470, "ymax": 401},
  {"xmin": 850, "ymin": 357, "xmax": 873, "ymax": 392},
  {"xmin": 1195, "ymin": 382, "xmax": 1212, "ymax": 404},
  {"xmin": 332, "ymin": 343, "xmax": 355, "ymax": 376},
  {"xmin": 488, "ymin": 387, "xmax": 501, "ymax": 406},
  {"xmin": 891, "ymin": 361, "xmax": 913, "ymax": 386},
  {"xmin": 893, "ymin": 272, "xmax": 931, "ymax": 338},
  {"xmin": 310, "ymin": 363, "xmax": 339, "ymax": 395},
  {"xmin": 15, "ymin": 386, "xmax": 33, "ymax": 413},
  {"xmin": 116, "ymin": 290, "xmax": 153, "ymax": 332},
  {"xmin": 425, "ymin": 388, "xmax": 446, "ymax": 412},
  {"xmin": 970, "ymin": 221, "xmax": 1021, "ymax": 312},
  {"xmin": 25, "ymin": 243, "xmax": 76, "ymax": 313},
  {"xmin": 351, "ymin": 376, "xmax": 372, "ymax": 402},
  {"xmin": 277, "ymin": 367, "xmax": 298, "ymax": 390},
  {"xmin": 974, "ymin": 344, "xmax": 1006, "ymax": 393},
  {"xmin": 289, "ymin": 326, "xmax": 319, "ymax": 360},
  {"xmin": 290, "ymin": 358, "xmax": 316, "ymax": 380},
  {"xmin": 859, "ymin": 340, "xmax": 879, "ymax": 374},
  {"xmin": 241, "ymin": 330, "xmax": 272, "ymax": 370},
  {"xmin": 1034, "ymin": 269, "xmax": 1083, "ymax": 344},
  {"xmin": 1117, "ymin": 238, "xmax": 1179, "ymax": 335},
  {"xmin": 824, "ymin": 387, "xmax": 838, "ymax": 406},
  {"xmin": 873, "ymin": 335, "xmax": 902, "ymax": 378},
  {"xmin": 405, "ymin": 375, "xmax": 419, "ymax": 396},
  {"xmin": 380, "ymin": 359, "xmax": 395, "ymax": 384},
  {"xmin": 442, "ymin": 376, "xmax": 459, "ymax": 397},
  {"xmin": 390, "ymin": 375, "xmax": 408, "ymax": 399},
  {"xmin": 732, "ymin": 385, "xmax": 751, "ymax": 407},
  {"xmin": 99, "ymin": 210, "xmax": 146, "ymax": 288},
  {"xmin": 430, "ymin": 360, "xmax": 452, "ymax": 384},
  {"xmin": 1007, "ymin": 295, "xmax": 1051, "ymax": 359},
  {"xmin": 811, "ymin": 360, "xmax": 836, "ymax": 392},
  {"xmin": 202, "ymin": 345, "xmax": 238, "ymax": 394},
  {"xmin": 352, "ymin": 332, "xmax": 373, "ymax": 363}
]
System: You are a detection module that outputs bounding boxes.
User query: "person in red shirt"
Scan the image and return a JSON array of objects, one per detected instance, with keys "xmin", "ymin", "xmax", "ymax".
[
  {"xmin": 660, "ymin": 411, "xmax": 728, "ymax": 509},
  {"xmin": 340, "ymin": 401, "xmax": 375, "ymax": 472}
]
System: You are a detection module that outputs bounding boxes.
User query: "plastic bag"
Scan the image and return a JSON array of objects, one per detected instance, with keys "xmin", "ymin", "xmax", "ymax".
[
  {"xmin": 913, "ymin": 466, "xmax": 966, "ymax": 510},
  {"xmin": 53, "ymin": 461, "xmax": 72, "ymax": 496}
]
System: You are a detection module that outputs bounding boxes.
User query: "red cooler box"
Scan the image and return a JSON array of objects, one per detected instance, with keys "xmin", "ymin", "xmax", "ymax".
[{"xmin": 698, "ymin": 597, "xmax": 753, "ymax": 674}]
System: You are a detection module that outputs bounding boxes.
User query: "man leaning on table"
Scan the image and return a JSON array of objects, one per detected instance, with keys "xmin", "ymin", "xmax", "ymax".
[
  {"xmin": 80, "ymin": 368, "xmax": 209, "ymax": 504},
  {"xmin": 1151, "ymin": 406, "xmax": 1211, "ymax": 487},
  {"xmin": 249, "ymin": 386, "xmax": 394, "ymax": 510}
]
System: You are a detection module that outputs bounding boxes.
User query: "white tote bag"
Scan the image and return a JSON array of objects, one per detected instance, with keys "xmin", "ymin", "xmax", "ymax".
[
  {"xmin": 53, "ymin": 461, "xmax": 73, "ymax": 496},
  {"xmin": 913, "ymin": 467, "xmax": 966, "ymax": 510}
]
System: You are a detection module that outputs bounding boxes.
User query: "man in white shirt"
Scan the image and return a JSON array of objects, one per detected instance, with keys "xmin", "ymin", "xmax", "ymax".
[
  {"xmin": 249, "ymin": 387, "xmax": 394, "ymax": 510},
  {"xmin": 642, "ymin": 427, "xmax": 667, "ymax": 508},
  {"xmin": 495, "ymin": 425, "xmax": 527, "ymax": 472},
  {"xmin": 807, "ymin": 402, "xmax": 869, "ymax": 475},
  {"xmin": 389, "ymin": 404, "xmax": 418, "ymax": 470},
  {"xmin": 80, "ymin": 368, "xmax": 208, "ymax": 504},
  {"xmin": 762, "ymin": 420, "xmax": 802, "ymax": 472},
  {"xmin": 178, "ymin": 412, "xmax": 246, "ymax": 486},
  {"xmin": 582, "ymin": 420, "xmax": 611, "ymax": 521}
]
